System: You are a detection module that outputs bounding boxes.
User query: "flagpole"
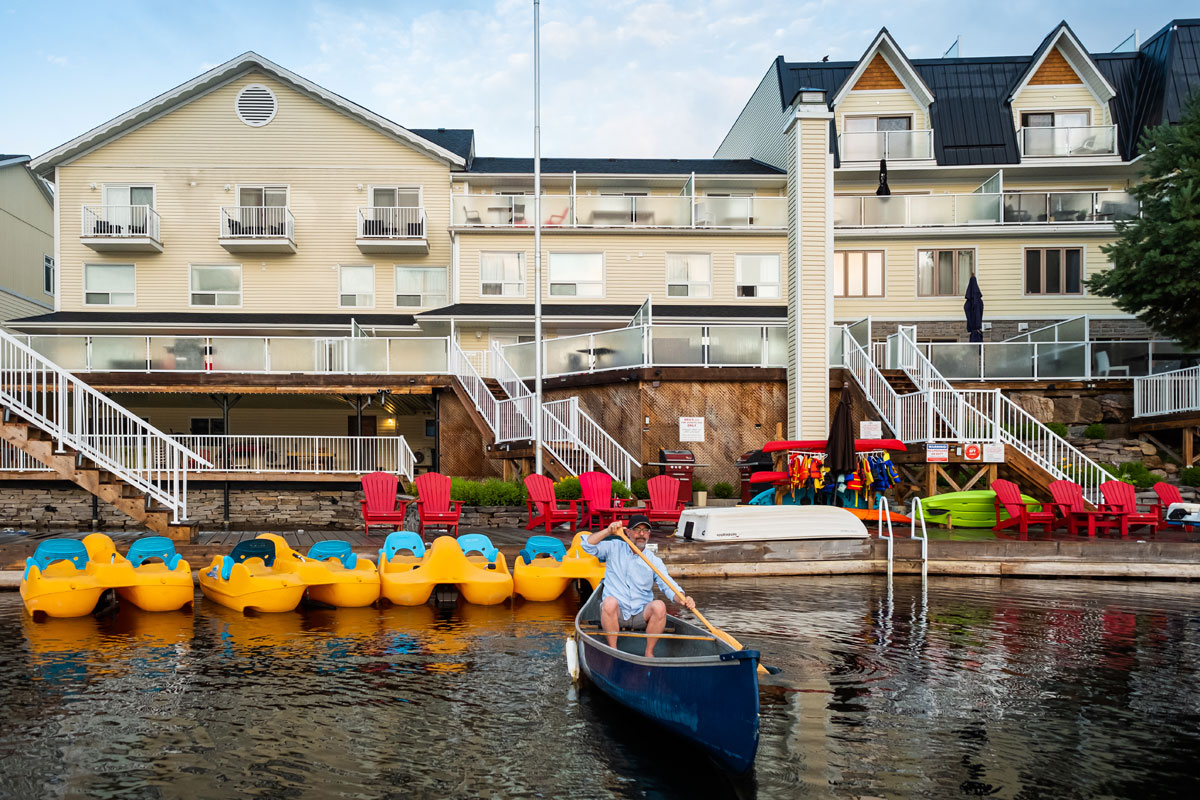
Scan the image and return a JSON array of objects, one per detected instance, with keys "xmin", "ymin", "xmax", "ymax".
[{"xmin": 533, "ymin": 0, "xmax": 544, "ymax": 474}]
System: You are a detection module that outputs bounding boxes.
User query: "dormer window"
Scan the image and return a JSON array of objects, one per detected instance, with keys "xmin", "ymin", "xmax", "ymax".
[
  {"xmin": 841, "ymin": 115, "xmax": 931, "ymax": 161},
  {"xmin": 1021, "ymin": 111, "xmax": 1089, "ymax": 128}
]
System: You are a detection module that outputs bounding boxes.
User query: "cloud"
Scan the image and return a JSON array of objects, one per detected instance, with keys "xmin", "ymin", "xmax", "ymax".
[{"xmin": 46, "ymin": 54, "xmax": 68, "ymax": 67}]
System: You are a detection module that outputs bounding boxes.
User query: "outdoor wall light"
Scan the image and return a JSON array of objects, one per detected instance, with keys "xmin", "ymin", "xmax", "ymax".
[
  {"xmin": 644, "ymin": 416, "xmax": 650, "ymax": 426},
  {"xmin": 356, "ymin": 183, "xmax": 364, "ymax": 191},
  {"xmin": 475, "ymin": 330, "xmax": 482, "ymax": 339},
  {"xmin": 190, "ymin": 181, "xmax": 197, "ymax": 187},
  {"xmin": 89, "ymin": 183, "xmax": 96, "ymax": 190},
  {"xmin": 224, "ymin": 184, "xmax": 231, "ymax": 191}
]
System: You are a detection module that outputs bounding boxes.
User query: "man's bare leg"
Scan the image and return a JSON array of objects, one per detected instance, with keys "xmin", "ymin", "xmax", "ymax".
[
  {"xmin": 644, "ymin": 599, "xmax": 667, "ymax": 657},
  {"xmin": 601, "ymin": 596, "xmax": 621, "ymax": 649}
]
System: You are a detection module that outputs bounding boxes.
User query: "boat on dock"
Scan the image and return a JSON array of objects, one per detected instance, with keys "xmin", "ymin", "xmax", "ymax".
[
  {"xmin": 571, "ymin": 584, "xmax": 760, "ymax": 774},
  {"xmin": 676, "ymin": 504, "xmax": 872, "ymax": 542}
]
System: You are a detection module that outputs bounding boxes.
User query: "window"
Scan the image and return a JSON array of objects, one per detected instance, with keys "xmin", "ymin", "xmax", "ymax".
[
  {"xmin": 371, "ymin": 186, "xmax": 421, "ymax": 208},
  {"xmin": 480, "ymin": 252, "xmax": 525, "ymax": 297},
  {"xmin": 239, "ymin": 186, "xmax": 288, "ymax": 207},
  {"xmin": 917, "ymin": 249, "xmax": 974, "ymax": 297},
  {"xmin": 1025, "ymin": 247, "xmax": 1083, "ymax": 295},
  {"xmin": 43, "ymin": 255, "xmax": 54, "ymax": 296},
  {"xmin": 844, "ymin": 116, "xmax": 912, "ymax": 132},
  {"xmin": 103, "ymin": 184, "xmax": 154, "ymax": 208},
  {"xmin": 549, "ymin": 253, "xmax": 603, "ymax": 297},
  {"xmin": 84, "ymin": 264, "xmax": 135, "ymax": 306},
  {"xmin": 666, "ymin": 253, "xmax": 711, "ymax": 298},
  {"xmin": 395, "ymin": 266, "xmax": 448, "ymax": 308},
  {"xmin": 834, "ymin": 251, "xmax": 885, "ymax": 298},
  {"xmin": 735, "ymin": 254, "xmax": 781, "ymax": 298},
  {"xmin": 1021, "ymin": 111, "xmax": 1090, "ymax": 128},
  {"xmin": 190, "ymin": 418, "xmax": 226, "ymax": 435},
  {"xmin": 190, "ymin": 265, "xmax": 242, "ymax": 306},
  {"xmin": 424, "ymin": 419, "xmax": 436, "ymax": 438},
  {"xmin": 339, "ymin": 265, "xmax": 375, "ymax": 307}
]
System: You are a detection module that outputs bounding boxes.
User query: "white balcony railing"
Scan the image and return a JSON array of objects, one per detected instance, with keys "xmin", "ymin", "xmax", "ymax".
[
  {"xmin": 81, "ymin": 205, "xmax": 161, "ymax": 240},
  {"xmin": 838, "ymin": 129, "xmax": 934, "ymax": 161},
  {"xmin": 451, "ymin": 194, "xmax": 786, "ymax": 230},
  {"xmin": 833, "ymin": 190, "xmax": 1138, "ymax": 229},
  {"xmin": 1134, "ymin": 366, "xmax": 1200, "ymax": 418},
  {"xmin": 357, "ymin": 206, "xmax": 426, "ymax": 239},
  {"xmin": 219, "ymin": 206, "xmax": 294, "ymax": 239},
  {"xmin": 1018, "ymin": 125, "xmax": 1118, "ymax": 158}
]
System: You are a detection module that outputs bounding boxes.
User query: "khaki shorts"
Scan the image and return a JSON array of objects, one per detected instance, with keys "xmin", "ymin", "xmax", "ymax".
[{"xmin": 620, "ymin": 610, "xmax": 648, "ymax": 630}]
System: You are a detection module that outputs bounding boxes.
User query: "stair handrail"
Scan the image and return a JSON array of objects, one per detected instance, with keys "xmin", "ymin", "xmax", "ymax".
[
  {"xmin": 450, "ymin": 340, "xmax": 498, "ymax": 435},
  {"xmin": 892, "ymin": 329, "xmax": 997, "ymax": 442},
  {"xmin": 0, "ymin": 329, "xmax": 211, "ymax": 522},
  {"xmin": 840, "ymin": 327, "xmax": 928, "ymax": 442}
]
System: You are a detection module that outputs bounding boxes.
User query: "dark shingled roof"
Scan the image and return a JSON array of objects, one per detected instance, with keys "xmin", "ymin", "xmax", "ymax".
[
  {"xmin": 467, "ymin": 157, "xmax": 784, "ymax": 175},
  {"xmin": 409, "ymin": 129, "xmax": 474, "ymax": 161},
  {"xmin": 416, "ymin": 303, "xmax": 786, "ymax": 319},
  {"xmin": 10, "ymin": 311, "xmax": 416, "ymax": 327},
  {"xmin": 0, "ymin": 154, "xmax": 31, "ymax": 162},
  {"xmin": 775, "ymin": 18, "xmax": 1200, "ymax": 165}
]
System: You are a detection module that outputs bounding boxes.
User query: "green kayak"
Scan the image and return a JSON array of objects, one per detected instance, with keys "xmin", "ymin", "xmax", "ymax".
[{"xmin": 913, "ymin": 489, "xmax": 1042, "ymax": 528}]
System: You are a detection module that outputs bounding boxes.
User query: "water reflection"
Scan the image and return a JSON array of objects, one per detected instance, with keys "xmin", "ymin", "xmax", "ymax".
[{"xmin": 1, "ymin": 578, "xmax": 1199, "ymax": 798}]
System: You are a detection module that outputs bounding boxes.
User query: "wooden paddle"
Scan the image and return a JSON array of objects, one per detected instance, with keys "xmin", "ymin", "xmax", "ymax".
[{"xmin": 613, "ymin": 528, "xmax": 769, "ymax": 675}]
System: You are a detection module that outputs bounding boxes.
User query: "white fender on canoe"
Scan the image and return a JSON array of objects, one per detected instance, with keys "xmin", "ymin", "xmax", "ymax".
[{"xmin": 565, "ymin": 635, "xmax": 580, "ymax": 682}]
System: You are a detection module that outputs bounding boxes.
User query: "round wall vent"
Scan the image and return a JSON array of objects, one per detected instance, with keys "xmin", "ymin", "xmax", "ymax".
[{"xmin": 235, "ymin": 84, "xmax": 277, "ymax": 127}]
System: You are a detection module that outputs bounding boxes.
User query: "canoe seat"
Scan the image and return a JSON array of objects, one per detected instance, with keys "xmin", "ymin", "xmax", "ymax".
[
  {"xmin": 125, "ymin": 536, "xmax": 181, "ymax": 570},
  {"xmin": 519, "ymin": 535, "xmax": 566, "ymax": 565},
  {"xmin": 24, "ymin": 538, "xmax": 89, "ymax": 579},
  {"xmin": 457, "ymin": 533, "xmax": 498, "ymax": 562},
  {"xmin": 307, "ymin": 540, "xmax": 357, "ymax": 569},
  {"xmin": 380, "ymin": 531, "xmax": 426, "ymax": 563},
  {"xmin": 218, "ymin": 538, "xmax": 276, "ymax": 580}
]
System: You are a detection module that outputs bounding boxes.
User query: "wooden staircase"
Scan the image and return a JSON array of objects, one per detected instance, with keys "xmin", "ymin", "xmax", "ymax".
[
  {"xmin": 0, "ymin": 413, "xmax": 199, "ymax": 541},
  {"xmin": 447, "ymin": 381, "xmax": 572, "ymax": 481}
]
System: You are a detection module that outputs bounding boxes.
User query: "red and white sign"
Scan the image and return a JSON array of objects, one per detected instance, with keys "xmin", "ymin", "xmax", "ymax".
[
  {"xmin": 964, "ymin": 443, "xmax": 982, "ymax": 461},
  {"xmin": 926, "ymin": 443, "xmax": 949, "ymax": 463},
  {"xmin": 679, "ymin": 417, "xmax": 705, "ymax": 442}
]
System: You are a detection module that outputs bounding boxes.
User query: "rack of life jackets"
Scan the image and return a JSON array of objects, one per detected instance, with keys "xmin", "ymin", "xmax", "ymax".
[{"xmin": 778, "ymin": 449, "xmax": 901, "ymax": 509}]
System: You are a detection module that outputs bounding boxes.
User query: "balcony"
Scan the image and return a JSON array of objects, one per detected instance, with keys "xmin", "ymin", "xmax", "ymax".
[
  {"xmin": 356, "ymin": 206, "xmax": 428, "ymax": 254},
  {"xmin": 451, "ymin": 194, "xmax": 786, "ymax": 231},
  {"xmin": 838, "ymin": 130, "xmax": 935, "ymax": 163},
  {"xmin": 80, "ymin": 205, "xmax": 162, "ymax": 252},
  {"xmin": 1017, "ymin": 125, "xmax": 1118, "ymax": 158},
  {"xmin": 218, "ymin": 206, "xmax": 296, "ymax": 253},
  {"xmin": 833, "ymin": 190, "xmax": 1138, "ymax": 231}
]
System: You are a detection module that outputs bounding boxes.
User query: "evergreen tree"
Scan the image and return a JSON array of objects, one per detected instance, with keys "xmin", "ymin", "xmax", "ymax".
[{"xmin": 1088, "ymin": 94, "xmax": 1200, "ymax": 346}]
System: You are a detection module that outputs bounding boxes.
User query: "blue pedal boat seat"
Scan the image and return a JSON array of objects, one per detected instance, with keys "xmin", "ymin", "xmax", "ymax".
[
  {"xmin": 379, "ymin": 530, "xmax": 426, "ymax": 564},
  {"xmin": 307, "ymin": 540, "xmax": 357, "ymax": 569},
  {"xmin": 125, "ymin": 536, "xmax": 182, "ymax": 570},
  {"xmin": 519, "ymin": 535, "xmax": 566, "ymax": 565},
  {"xmin": 456, "ymin": 533, "xmax": 498, "ymax": 562},
  {"xmin": 216, "ymin": 538, "xmax": 276, "ymax": 581},
  {"xmin": 24, "ymin": 538, "xmax": 89, "ymax": 580}
]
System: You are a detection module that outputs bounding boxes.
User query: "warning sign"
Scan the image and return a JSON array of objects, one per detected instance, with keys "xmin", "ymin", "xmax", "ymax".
[
  {"xmin": 679, "ymin": 417, "xmax": 705, "ymax": 442},
  {"xmin": 983, "ymin": 443, "xmax": 1005, "ymax": 463},
  {"xmin": 926, "ymin": 443, "xmax": 949, "ymax": 463},
  {"xmin": 964, "ymin": 443, "xmax": 982, "ymax": 461}
]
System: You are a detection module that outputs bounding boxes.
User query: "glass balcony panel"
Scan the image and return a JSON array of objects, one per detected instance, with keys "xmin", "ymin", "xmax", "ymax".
[
  {"xmin": 1096, "ymin": 191, "xmax": 1139, "ymax": 221},
  {"xmin": 347, "ymin": 339, "xmax": 388, "ymax": 372},
  {"xmin": 1149, "ymin": 341, "xmax": 1200, "ymax": 374},
  {"xmin": 929, "ymin": 344, "xmax": 982, "ymax": 379},
  {"xmin": 1092, "ymin": 341, "xmax": 1149, "ymax": 377},
  {"xmin": 767, "ymin": 326, "xmax": 787, "ymax": 366},
  {"xmin": 1048, "ymin": 192, "xmax": 1093, "ymax": 222},
  {"xmin": 211, "ymin": 338, "xmax": 266, "ymax": 371},
  {"xmin": 453, "ymin": 195, "xmax": 516, "ymax": 226},
  {"xmin": 1029, "ymin": 327, "xmax": 1057, "ymax": 343},
  {"xmin": 1036, "ymin": 342, "xmax": 1086, "ymax": 378},
  {"xmin": 847, "ymin": 319, "xmax": 871, "ymax": 348},
  {"xmin": 833, "ymin": 196, "xmax": 862, "ymax": 227},
  {"xmin": 390, "ymin": 338, "xmax": 448, "ymax": 373},
  {"xmin": 1058, "ymin": 317, "xmax": 1087, "ymax": 342},
  {"xmin": 630, "ymin": 196, "xmax": 691, "ymax": 227},
  {"xmin": 749, "ymin": 197, "xmax": 787, "ymax": 228},
  {"xmin": 886, "ymin": 129, "xmax": 932, "ymax": 159},
  {"xmin": 828, "ymin": 327, "xmax": 843, "ymax": 366},
  {"xmin": 575, "ymin": 196, "xmax": 634, "ymax": 227},
  {"xmin": 537, "ymin": 195, "xmax": 573, "ymax": 226},
  {"xmin": 709, "ymin": 326, "xmax": 762, "ymax": 365},
  {"xmin": 1004, "ymin": 193, "xmax": 1047, "ymax": 223},
  {"xmin": 1021, "ymin": 127, "xmax": 1061, "ymax": 157},
  {"xmin": 504, "ymin": 342, "xmax": 536, "ymax": 379},
  {"xmin": 29, "ymin": 336, "xmax": 88, "ymax": 370},
  {"xmin": 544, "ymin": 335, "xmax": 589, "ymax": 375},
  {"xmin": 983, "ymin": 343, "xmax": 1034, "ymax": 378},
  {"xmin": 651, "ymin": 326, "xmax": 704, "ymax": 365},
  {"xmin": 861, "ymin": 196, "xmax": 906, "ymax": 226},
  {"xmin": 841, "ymin": 131, "xmax": 885, "ymax": 161},
  {"xmin": 909, "ymin": 195, "xmax": 956, "ymax": 226},
  {"xmin": 591, "ymin": 327, "xmax": 646, "ymax": 370},
  {"xmin": 263, "ymin": 338, "xmax": 314, "ymax": 372},
  {"xmin": 955, "ymin": 194, "xmax": 1001, "ymax": 225},
  {"xmin": 149, "ymin": 336, "xmax": 205, "ymax": 371},
  {"xmin": 90, "ymin": 337, "xmax": 147, "ymax": 371},
  {"xmin": 1070, "ymin": 125, "xmax": 1116, "ymax": 155}
]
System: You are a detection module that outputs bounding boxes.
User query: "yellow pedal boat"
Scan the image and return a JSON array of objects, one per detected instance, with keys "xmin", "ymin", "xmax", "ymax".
[
  {"xmin": 299, "ymin": 538, "xmax": 381, "ymax": 608},
  {"xmin": 199, "ymin": 536, "xmax": 307, "ymax": 613},
  {"xmin": 86, "ymin": 534, "xmax": 194, "ymax": 613},
  {"xmin": 512, "ymin": 534, "xmax": 605, "ymax": 602},
  {"xmin": 378, "ymin": 532, "xmax": 513, "ymax": 606},
  {"xmin": 21, "ymin": 537, "xmax": 114, "ymax": 620}
]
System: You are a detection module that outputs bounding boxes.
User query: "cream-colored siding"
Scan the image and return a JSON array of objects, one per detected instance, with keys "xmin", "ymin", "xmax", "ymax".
[
  {"xmin": 0, "ymin": 164, "xmax": 54, "ymax": 314},
  {"xmin": 1011, "ymin": 84, "xmax": 1109, "ymax": 129},
  {"xmin": 57, "ymin": 71, "xmax": 452, "ymax": 313},
  {"xmin": 835, "ymin": 90, "xmax": 930, "ymax": 137},
  {"xmin": 831, "ymin": 236, "xmax": 1119, "ymax": 320},
  {"xmin": 455, "ymin": 232, "xmax": 788, "ymax": 305}
]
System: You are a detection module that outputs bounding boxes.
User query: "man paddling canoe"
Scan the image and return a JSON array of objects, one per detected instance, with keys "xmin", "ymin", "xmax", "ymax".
[{"xmin": 582, "ymin": 514, "xmax": 695, "ymax": 657}]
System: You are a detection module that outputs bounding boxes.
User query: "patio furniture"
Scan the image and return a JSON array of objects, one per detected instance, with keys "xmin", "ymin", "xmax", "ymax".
[
  {"xmin": 1094, "ymin": 350, "xmax": 1130, "ymax": 377},
  {"xmin": 462, "ymin": 206, "xmax": 483, "ymax": 225},
  {"xmin": 579, "ymin": 471, "xmax": 630, "ymax": 528},
  {"xmin": 992, "ymin": 478, "xmax": 1056, "ymax": 538},
  {"xmin": 1099, "ymin": 480, "xmax": 1161, "ymax": 537},
  {"xmin": 414, "ymin": 471, "xmax": 463, "ymax": 535},
  {"xmin": 644, "ymin": 474, "xmax": 685, "ymax": 528},
  {"xmin": 524, "ymin": 473, "xmax": 578, "ymax": 533},
  {"xmin": 360, "ymin": 471, "xmax": 410, "ymax": 536},
  {"xmin": 1047, "ymin": 479, "xmax": 1121, "ymax": 537},
  {"xmin": 545, "ymin": 207, "xmax": 570, "ymax": 226},
  {"xmin": 1151, "ymin": 482, "xmax": 1190, "ymax": 530}
]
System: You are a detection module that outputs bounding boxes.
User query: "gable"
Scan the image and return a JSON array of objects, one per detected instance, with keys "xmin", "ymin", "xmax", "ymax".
[
  {"xmin": 1030, "ymin": 47, "xmax": 1083, "ymax": 85},
  {"xmin": 853, "ymin": 54, "xmax": 904, "ymax": 90}
]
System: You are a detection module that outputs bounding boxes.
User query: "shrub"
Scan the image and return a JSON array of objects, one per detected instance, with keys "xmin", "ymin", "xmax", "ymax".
[
  {"xmin": 1084, "ymin": 422, "xmax": 1108, "ymax": 439},
  {"xmin": 712, "ymin": 481, "xmax": 735, "ymax": 499},
  {"xmin": 612, "ymin": 480, "xmax": 633, "ymax": 499},
  {"xmin": 1180, "ymin": 465, "xmax": 1200, "ymax": 487},
  {"xmin": 631, "ymin": 478, "xmax": 650, "ymax": 500},
  {"xmin": 1102, "ymin": 461, "xmax": 1156, "ymax": 490},
  {"xmin": 690, "ymin": 477, "xmax": 709, "ymax": 494},
  {"xmin": 444, "ymin": 477, "xmax": 527, "ymax": 506},
  {"xmin": 448, "ymin": 477, "xmax": 482, "ymax": 506},
  {"xmin": 1046, "ymin": 422, "xmax": 1069, "ymax": 437},
  {"xmin": 554, "ymin": 476, "xmax": 582, "ymax": 500}
]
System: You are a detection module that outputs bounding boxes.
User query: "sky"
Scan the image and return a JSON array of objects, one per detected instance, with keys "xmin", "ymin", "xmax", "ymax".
[{"xmin": 0, "ymin": 0, "xmax": 1193, "ymax": 160}]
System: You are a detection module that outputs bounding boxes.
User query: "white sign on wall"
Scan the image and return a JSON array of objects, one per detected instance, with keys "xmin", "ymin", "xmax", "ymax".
[
  {"xmin": 860, "ymin": 420, "xmax": 882, "ymax": 439},
  {"xmin": 679, "ymin": 417, "xmax": 706, "ymax": 442},
  {"xmin": 983, "ymin": 443, "xmax": 1005, "ymax": 463}
]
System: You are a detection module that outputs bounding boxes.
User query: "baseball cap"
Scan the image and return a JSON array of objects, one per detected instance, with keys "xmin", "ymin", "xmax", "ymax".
[{"xmin": 627, "ymin": 514, "xmax": 652, "ymax": 530}]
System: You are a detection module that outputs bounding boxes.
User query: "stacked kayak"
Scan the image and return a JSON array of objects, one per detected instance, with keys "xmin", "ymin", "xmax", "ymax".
[
  {"xmin": 378, "ymin": 532, "xmax": 512, "ymax": 606},
  {"xmin": 21, "ymin": 534, "xmax": 193, "ymax": 620},
  {"xmin": 513, "ymin": 534, "xmax": 605, "ymax": 602},
  {"xmin": 912, "ymin": 490, "xmax": 1043, "ymax": 528}
]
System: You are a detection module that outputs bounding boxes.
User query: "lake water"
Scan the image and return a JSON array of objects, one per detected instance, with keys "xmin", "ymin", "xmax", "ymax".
[{"xmin": 2, "ymin": 576, "xmax": 1199, "ymax": 799}]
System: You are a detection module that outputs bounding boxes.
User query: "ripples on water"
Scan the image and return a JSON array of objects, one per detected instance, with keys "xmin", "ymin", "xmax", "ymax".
[{"xmin": 2, "ymin": 577, "xmax": 1199, "ymax": 799}]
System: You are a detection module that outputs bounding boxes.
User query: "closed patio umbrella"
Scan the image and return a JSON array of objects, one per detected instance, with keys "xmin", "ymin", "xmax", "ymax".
[
  {"xmin": 876, "ymin": 160, "xmax": 891, "ymax": 196},
  {"xmin": 826, "ymin": 390, "xmax": 856, "ymax": 476},
  {"xmin": 964, "ymin": 274, "xmax": 984, "ymax": 343}
]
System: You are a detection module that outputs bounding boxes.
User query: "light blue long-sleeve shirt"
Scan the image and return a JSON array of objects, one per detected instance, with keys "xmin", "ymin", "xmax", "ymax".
[{"xmin": 581, "ymin": 536, "xmax": 684, "ymax": 618}]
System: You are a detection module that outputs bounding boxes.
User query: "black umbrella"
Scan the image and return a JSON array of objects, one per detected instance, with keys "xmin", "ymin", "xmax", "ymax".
[
  {"xmin": 876, "ymin": 159, "xmax": 891, "ymax": 196},
  {"xmin": 826, "ymin": 390, "xmax": 857, "ymax": 476},
  {"xmin": 964, "ymin": 274, "xmax": 985, "ymax": 343}
]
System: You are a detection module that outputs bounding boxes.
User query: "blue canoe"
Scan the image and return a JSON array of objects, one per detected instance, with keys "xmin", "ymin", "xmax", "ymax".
[{"xmin": 572, "ymin": 583, "xmax": 761, "ymax": 774}]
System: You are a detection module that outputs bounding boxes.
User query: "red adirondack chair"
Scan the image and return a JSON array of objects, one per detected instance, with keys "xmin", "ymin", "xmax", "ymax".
[
  {"xmin": 414, "ymin": 472, "xmax": 463, "ymax": 535},
  {"xmin": 645, "ymin": 474, "xmax": 685, "ymax": 528},
  {"xmin": 579, "ymin": 471, "xmax": 630, "ymax": 528},
  {"xmin": 524, "ymin": 474, "xmax": 578, "ymax": 533},
  {"xmin": 360, "ymin": 471, "xmax": 409, "ymax": 536},
  {"xmin": 1047, "ymin": 479, "xmax": 1121, "ymax": 537},
  {"xmin": 1151, "ymin": 482, "xmax": 1185, "ymax": 529},
  {"xmin": 1100, "ymin": 480, "xmax": 1161, "ymax": 537},
  {"xmin": 992, "ymin": 478, "xmax": 1056, "ymax": 538}
]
